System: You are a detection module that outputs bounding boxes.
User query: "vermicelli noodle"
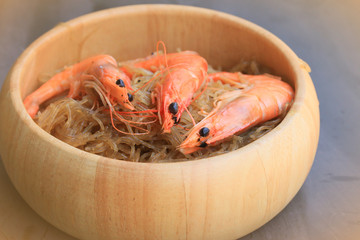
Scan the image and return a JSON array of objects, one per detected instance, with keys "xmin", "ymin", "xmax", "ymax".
[{"xmin": 35, "ymin": 60, "xmax": 286, "ymax": 162}]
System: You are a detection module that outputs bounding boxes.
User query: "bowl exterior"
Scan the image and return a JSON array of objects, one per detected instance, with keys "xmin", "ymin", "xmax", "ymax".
[{"xmin": 0, "ymin": 5, "xmax": 319, "ymax": 240}]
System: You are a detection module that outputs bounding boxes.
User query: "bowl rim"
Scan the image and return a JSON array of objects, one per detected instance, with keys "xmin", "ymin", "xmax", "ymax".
[{"xmin": 8, "ymin": 4, "xmax": 307, "ymax": 166}]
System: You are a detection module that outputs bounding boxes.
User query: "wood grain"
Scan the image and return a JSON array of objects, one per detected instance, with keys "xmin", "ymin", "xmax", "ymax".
[
  {"xmin": 0, "ymin": 5, "xmax": 319, "ymax": 240},
  {"xmin": 0, "ymin": 159, "xmax": 75, "ymax": 240}
]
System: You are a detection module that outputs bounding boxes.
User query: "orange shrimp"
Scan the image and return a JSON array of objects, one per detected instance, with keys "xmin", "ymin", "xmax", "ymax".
[
  {"xmin": 122, "ymin": 42, "xmax": 208, "ymax": 133},
  {"xmin": 23, "ymin": 55, "xmax": 134, "ymax": 118},
  {"xmin": 179, "ymin": 72, "xmax": 294, "ymax": 154}
]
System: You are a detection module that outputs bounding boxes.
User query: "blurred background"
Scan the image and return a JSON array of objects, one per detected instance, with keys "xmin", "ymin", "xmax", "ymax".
[{"xmin": 0, "ymin": 0, "xmax": 359, "ymax": 239}]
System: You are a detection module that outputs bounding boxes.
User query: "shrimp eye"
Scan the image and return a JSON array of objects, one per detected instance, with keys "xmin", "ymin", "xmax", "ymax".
[
  {"xmin": 199, "ymin": 141, "xmax": 208, "ymax": 148},
  {"xmin": 127, "ymin": 93, "xmax": 134, "ymax": 102},
  {"xmin": 116, "ymin": 79, "xmax": 125, "ymax": 88},
  {"xmin": 169, "ymin": 102, "xmax": 178, "ymax": 115},
  {"xmin": 199, "ymin": 127, "xmax": 210, "ymax": 137},
  {"xmin": 172, "ymin": 116, "xmax": 180, "ymax": 125}
]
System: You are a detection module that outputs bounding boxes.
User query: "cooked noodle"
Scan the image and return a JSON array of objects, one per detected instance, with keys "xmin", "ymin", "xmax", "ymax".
[{"xmin": 35, "ymin": 60, "xmax": 287, "ymax": 162}]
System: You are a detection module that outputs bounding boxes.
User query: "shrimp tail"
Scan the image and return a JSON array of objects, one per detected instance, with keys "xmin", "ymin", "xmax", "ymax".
[{"xmin": 23, "ymin": 67, "xmax": 74, "ymax": 118}]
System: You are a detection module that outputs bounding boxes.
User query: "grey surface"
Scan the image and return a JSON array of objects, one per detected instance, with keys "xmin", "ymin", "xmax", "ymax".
[{"xmin": 1, "ymin": 0, "xmax": 360, "ymax": 239}]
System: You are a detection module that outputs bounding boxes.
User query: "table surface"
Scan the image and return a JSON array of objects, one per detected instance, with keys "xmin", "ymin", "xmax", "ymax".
[{"xmin": 1, "ymin": 0, "xmax": 359, "ymax": 239}]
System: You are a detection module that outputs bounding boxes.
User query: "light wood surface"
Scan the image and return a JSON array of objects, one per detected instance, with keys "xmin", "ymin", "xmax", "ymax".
[
  {"xmin": 0, "ymin": 4, "xmax": 319, "ymax": 240},
  {"xmin": 0, "ymin": 160, "xmax": 75, "ymax": 239}
]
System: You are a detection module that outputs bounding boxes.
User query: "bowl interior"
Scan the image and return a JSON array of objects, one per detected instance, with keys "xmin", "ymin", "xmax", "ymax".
[{"xmin": 19, "ymin": 5, "xmax": 298, "ymax": 104}]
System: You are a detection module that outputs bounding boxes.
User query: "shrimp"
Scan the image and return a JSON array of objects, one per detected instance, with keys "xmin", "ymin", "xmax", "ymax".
[
  {"xmin": 179, "ymin": 72, "xmax": 294, "ymax": 154},
  {"xmin": 121, "ymin": 42, "xmax": 208, "ymax": 133},
  {"xmin": 23, "ymin": 55, "xmax": 134, "ymax": 119}
]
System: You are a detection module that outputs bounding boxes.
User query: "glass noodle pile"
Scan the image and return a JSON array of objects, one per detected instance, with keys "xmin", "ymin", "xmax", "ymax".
[{"xmin": 35, "ymin": 58, "xmax": 286, "ymax": 162}]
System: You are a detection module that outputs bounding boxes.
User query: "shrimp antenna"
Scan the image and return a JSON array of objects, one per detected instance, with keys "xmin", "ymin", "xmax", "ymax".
[
  {"xmin": 131, "ymin": 71, "xmax": 161, "ymax": 94},
  {"xmin": 192, "ymin": 76, "xmax": 209, "ymax": 102},
  {"xmin": 184, "ymin": 105, "xmax": 196, "ymax": 126},
  {"xmin": 131, "ymin": 40, "xmax": 170, "ymax": 95},
  {"xmin": 156, "ymin": 40, "xmax": 170, "ymax": 70}
]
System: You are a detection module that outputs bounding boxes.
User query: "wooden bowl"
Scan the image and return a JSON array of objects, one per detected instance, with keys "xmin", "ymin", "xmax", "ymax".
[{"xmin": 0, "ymin": 5, "xmax": 319, "ymax": 240}]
